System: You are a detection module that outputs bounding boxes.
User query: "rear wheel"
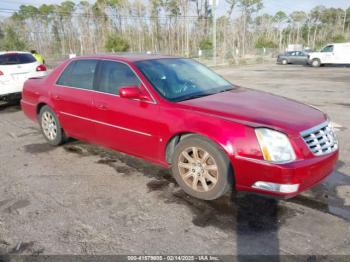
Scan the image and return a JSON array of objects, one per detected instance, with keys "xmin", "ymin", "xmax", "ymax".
[
  {"xmin": 171, "ymin": 135, "xmax": 233, "ymax": 200},
  {"xmin": 39, "ymin": 106, "xmax": 66, "ymax": 145},
  {"xmin": 311, "ymin": 58, "xmax": 321, "ymax": 67}
]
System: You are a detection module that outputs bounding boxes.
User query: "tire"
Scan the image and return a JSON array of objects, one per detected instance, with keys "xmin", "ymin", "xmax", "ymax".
[
  {"xmin": 171, "ymin": 135, "xmax": 233, "ymax": 200},
  {"xmin": 311, "ymin": 58, "xmax": 321, "ymax": 67},
  {"xmin": 39, "ymin": 105, "xmax": 66, "ymax": 146},
  {"xmin": 281, "ymin": 59, "xmax": 288, "ymax": 65}
]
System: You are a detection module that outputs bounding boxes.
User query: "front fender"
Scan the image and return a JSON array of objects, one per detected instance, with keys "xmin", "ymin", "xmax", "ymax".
[{"xmin": 161, "ymin": 107, "xmax": 264, "ymax": 163}]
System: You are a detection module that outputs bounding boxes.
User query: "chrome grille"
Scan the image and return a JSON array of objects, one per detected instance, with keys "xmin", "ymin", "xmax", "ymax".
[{"xmin": 301, "ymin": 122, "xmax": 338, "ymax": 156}]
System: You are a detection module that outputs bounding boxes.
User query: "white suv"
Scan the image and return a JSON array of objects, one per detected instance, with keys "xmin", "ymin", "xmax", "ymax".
[{"xmin": 0, "ymin": 51, "xmax": 48, "ymax": 102}]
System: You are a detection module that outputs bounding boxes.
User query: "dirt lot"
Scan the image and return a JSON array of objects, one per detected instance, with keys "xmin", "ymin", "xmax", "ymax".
[{"xmin": 0, "ymin": 64, "xmax": 349, "ymax": 257}]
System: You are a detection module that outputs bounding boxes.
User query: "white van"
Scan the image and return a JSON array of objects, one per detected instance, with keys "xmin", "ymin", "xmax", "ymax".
[{"xmin": 308, "ymin": 43, "xmax": 350, "ymax": 67}]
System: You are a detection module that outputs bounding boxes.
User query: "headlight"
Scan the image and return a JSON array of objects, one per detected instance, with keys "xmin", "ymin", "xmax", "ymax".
[{"xmin": 255, "ymin": 128, "xmax": 296, "ymax": 163}]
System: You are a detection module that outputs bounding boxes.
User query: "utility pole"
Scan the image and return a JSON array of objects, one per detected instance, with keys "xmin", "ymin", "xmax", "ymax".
[{"xmin": 212, "ymin": 0, "xmax": 217, "ymax": 65}]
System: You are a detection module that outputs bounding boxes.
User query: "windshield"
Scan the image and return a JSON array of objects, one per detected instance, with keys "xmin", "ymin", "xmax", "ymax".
[{"xmin": 135, "ymin": 58, "xmax": 233, "ymax": 102}]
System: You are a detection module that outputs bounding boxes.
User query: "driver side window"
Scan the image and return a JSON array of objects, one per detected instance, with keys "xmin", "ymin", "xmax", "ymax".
[
  {"xmin": 96, "ymin": 61, "xmax": 140, "ymax": 95},
  {"xmin": 321, "ymin": 45, "xmax": 334, "ymax": 53}
]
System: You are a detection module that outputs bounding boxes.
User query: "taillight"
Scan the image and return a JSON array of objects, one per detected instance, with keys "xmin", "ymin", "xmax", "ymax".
[
  {"xmin": 0, "ymin": 70, "xmax": 3, "ymax": 76},
  {"xmin": 36, "ymin": 64, "xmax": 47, "ymax": 72}
]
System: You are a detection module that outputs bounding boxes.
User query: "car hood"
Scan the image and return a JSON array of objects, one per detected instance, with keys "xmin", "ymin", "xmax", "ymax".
[{"xmin": 178, "ymin": 87, "xmax": 327, "ymax": 135}]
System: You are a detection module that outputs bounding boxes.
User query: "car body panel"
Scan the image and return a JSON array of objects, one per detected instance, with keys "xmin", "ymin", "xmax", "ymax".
[
  {"xmin": 235, "ymin": 150, "xmax": 338, "ymax": 197},
  {"xmin": 92, "ymin": 91, "xmax": 163, "ymax": 162},
  {"xmin": 21, "ymin": 55, "xmax": 339, "ymax": 198},
  {"xmin": 178, "ymin": 87, "xmax": 326, "ymax": 136}
]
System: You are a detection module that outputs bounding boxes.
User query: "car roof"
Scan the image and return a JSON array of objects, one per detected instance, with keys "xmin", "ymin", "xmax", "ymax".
[
  {"xmin": 71, "ymin": 54, "xmax": 182, "ymax": 63},
  {"xmin": 327, "ymin": 42, "xmax": 350, "ymax": 46},
  {"xmin": 0, "ymin": 51, "xmax": 32, "ymax": 55}
]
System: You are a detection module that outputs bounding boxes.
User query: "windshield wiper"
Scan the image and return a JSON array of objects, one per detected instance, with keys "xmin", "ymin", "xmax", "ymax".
[
  {"xmin": 177, "ymin": 87, "xmax": 234, "ymax": 102},
  {"xmin": 218, "ymin": 87, "xmax": 234, "ymax": 93},
  {"xmin": 178, "ymin": 93, "xmax": 213, "ymax": 101}
]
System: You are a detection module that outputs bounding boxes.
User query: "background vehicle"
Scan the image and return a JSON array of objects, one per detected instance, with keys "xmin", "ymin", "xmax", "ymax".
[
  {"xmin": 21, "ymin": 55, "xmax": 338, "ymax": 201},
  {"xmin": 277, "ymin": 51, "xmax": 308, "ymax": 65},
  {"xmin": 308, "ymin": 43, "xmax": 350, "ymax": 67},
  {"xmin": 0, "ymin": 51, "xmax": 47, "ymax": 103}
]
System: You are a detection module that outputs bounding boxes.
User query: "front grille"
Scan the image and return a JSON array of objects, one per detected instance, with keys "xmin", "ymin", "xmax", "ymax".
[{"xmin": 301, "ymin": 122, "xmax": 338, "ymax": 156}]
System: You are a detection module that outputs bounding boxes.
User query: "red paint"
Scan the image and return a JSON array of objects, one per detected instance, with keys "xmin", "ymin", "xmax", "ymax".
[{"xmin": 21, "ymin": 55, "xmax": 339, "ymax": 198}]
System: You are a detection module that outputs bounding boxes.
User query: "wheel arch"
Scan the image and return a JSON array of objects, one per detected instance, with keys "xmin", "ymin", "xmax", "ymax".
[
  {"xmin": 165, "ymin": 132, "xmax": 195, "ymax": 164},
  {"xmin": 36, "ymin": 102, "xmax": 47, "ymax": 116},
  {"xmin": 164, "ymin": 131, "xmax": 235, "ymax": 166},
  {"xmin": 311, "ymin": 57, "xmax": 322, "ymax": 66},
  {"xmin": 36, "ymin": 97, "xmax": 57, "ymax": 117},
  {"xmin": 167, "ymin": 132, "xmax": 236, "ymax": 194}
]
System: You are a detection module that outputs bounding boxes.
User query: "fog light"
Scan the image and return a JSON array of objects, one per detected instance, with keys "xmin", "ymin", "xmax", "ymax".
[{"xmin": 252, "ymin": 181, "xmax": 299, "ymax": 193}]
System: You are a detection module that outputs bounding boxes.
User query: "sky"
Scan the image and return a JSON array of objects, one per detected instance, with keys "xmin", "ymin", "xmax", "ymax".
[{"xmin": 0, "ymin": 0, "xmax": 349, "ymax": 18}]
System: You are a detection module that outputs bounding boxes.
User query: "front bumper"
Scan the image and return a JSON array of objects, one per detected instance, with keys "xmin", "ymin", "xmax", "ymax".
[{"xmin": 233, "ymin": 150, "xmax": 339, "ymax": 198}]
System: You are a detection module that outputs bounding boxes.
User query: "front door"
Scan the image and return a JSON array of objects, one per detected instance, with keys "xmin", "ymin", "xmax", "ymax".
[
  {"xmin": 92, "ymin": 60, "xmax": 162, "ymax": 162},
  {"xmin": 321, "ymin": 45, "xmax": 335, "ymax": 64},
  {"xmin": 295, "ymin": 51, "xmax": 307, "ymax": 64}
]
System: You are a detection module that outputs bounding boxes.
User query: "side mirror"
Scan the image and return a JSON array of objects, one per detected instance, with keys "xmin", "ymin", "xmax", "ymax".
[{"xmin": 119, "ymin": 86, "xmax": 143, "ymax": 99}]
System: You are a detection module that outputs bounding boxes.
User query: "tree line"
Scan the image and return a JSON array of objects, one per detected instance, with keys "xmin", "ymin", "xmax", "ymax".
[{"xmin": 0, "ymin": 0, "xmax": 349, "ymax": 62}]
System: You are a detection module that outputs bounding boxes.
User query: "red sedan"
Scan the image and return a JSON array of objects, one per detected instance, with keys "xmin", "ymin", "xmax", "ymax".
[{"xmin": 21, "ymin": 55, "xmax": 339, "ymax": 200}]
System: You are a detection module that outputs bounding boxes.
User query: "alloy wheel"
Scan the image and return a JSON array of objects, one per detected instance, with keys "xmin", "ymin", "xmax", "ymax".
[
  {"xmin": 178, "ymin": 147, "xmax": 218, "ymax": 192},
  {"xmin": 41, "ymin": 111, "xmax": 58, "ymax": 141}
]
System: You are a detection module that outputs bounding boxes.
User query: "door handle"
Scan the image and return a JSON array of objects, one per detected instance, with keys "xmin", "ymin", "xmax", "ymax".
[
  {"xmin": 97, "ymin": 104, "xmax": 107, "ymax": 110},
  {"xmin": 53, "ymin": 94, "xmax": 61, "ymax": 100}
]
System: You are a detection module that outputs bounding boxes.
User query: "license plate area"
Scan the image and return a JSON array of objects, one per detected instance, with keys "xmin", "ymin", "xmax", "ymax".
[{"xmin": 11, "ymin": 72, "xmax": 29, "ymax": 81}]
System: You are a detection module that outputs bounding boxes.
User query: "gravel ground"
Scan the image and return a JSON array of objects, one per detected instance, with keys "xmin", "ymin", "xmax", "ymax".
[{"xmin": 0, "ymin": 63, "xmax": 349, "ymax": 257}]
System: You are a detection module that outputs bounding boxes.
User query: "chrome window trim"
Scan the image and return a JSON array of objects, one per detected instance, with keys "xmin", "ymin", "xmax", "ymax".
[
  {"xmin": 60, "ymin": 111, "xmax": 152, "ymax": 137},
  {"xmin": 54, "ymin": 58, "xmax": 157, "ymax": 105}
]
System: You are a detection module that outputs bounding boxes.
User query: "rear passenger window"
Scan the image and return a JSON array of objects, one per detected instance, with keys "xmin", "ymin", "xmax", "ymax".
[
  {"xmin": 57, "ymin": 60, "xmax": 98, "ymax": 90},
  {"xmin": 96, "ymin": 61, "xmax": 141, "ymax": 95}
]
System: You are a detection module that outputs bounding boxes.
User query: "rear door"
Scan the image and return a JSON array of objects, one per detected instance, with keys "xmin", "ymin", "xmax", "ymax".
[
  {"xmin": 92, "ymin": 60, "xmax": 161, "ymax": 161},
  {"xmin": 52, "ymin": 59, "xmax": 98, "ymax": 142}
]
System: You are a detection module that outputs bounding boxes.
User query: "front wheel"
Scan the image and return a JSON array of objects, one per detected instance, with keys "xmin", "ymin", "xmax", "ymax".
[
  {"xmin": 39, "ymin": 105, "xmax": 66, "ymax": 146},
  {"xmin": 281, "ymin": 59, "xmax": 288, "ymax": 65},
  {"xmin": 171, "ymin": 135, "xmax": 233, "ymax": 200},
  {"xmin": 311, "ymin": 58, "xmax": 321, "ymax": 67}
]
